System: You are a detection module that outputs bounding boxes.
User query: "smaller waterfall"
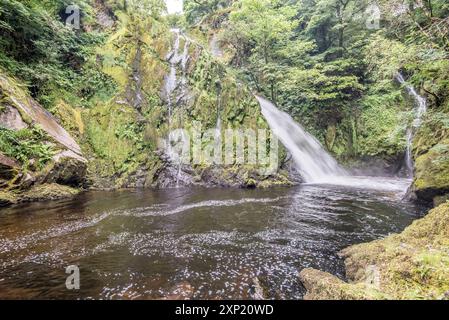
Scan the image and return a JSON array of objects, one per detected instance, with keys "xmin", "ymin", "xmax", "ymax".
[
  {"xmin": 164, "ymin": 29, "xmax": 191, "ymax": 120},
  {"xmin": 164, "ymin": 29, "xmax": 193, "ymax": 187},
  {"xmin": 396, "ymin": 73, "xmax": 427, "ymax": 177},
  {"xmin": 165, "ymin": 29, "xmax": 181, "ymax": 121},
  {"xmin": 210, "ymin": 34, "xmax": 223, "ymax": 58}
]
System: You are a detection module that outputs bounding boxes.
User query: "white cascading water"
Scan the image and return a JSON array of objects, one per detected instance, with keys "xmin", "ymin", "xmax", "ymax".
[
  {"xmin": 165, "ymin": 29, "xmax": 180, "ymax": 121},
  {"xmin": 396, "ymin": 73, "xmax": 427, "ymax": 177},
  {"xmin": 165, "ymin": 29, "xmax": 191, "ymax": 121},
  {"xmin": 210, "ymin": 34, "xmax": 223, "ymax": 58},
  {"xmin": 256, "ymin": 95, "xmax": 347, "ymax": 183},
  {"xmin": 164, "ymin": 29, "xmax": 192, "ymax": 186},
  {"xmin": 256, "ymin": 95, "xmax": 410, "ymax": 192}
]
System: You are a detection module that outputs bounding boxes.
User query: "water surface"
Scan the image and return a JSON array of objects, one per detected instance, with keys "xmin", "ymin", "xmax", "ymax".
[{"xmin": 0, "ymin": 183, "xmax": 424, "ymax": 299}]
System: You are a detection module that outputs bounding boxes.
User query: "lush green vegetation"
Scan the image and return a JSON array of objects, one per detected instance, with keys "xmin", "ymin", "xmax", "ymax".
[
  {"xmin": 0, "ymin": 126, "xmax": 55, "ymax": 169},
  {"xmin": 187, "ymin": 0, "xmax": 449, "ymax": 160},
  {"xmin": 0, "ymin": 0, "xmax": 448, "ymax": 190}
]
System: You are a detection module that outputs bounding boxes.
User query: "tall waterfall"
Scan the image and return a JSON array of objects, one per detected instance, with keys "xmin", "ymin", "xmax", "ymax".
[
  {"xmin": 256, "ymin": 95, "xmax": 347, "ymax": 183},
  {"xmin": 164, "ymin": 29, "xmax": 191, "ymax": 122},
  {"xmin": 396, "ymin": 73, "xmax": 427, "ymax": 177},
  {"xmin": 164, "ymin": 29, "xmax": 192, "ymax": 186}
]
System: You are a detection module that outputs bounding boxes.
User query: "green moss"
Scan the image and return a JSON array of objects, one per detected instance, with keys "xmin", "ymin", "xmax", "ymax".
[
  {"xmin": 86, "ymin": 102, "xmax": 139, "ymax": 174},
  {"xmin": 356, "ymin": 83, "xmax": 408, "ymax": 158},
  {"xmin": 412, "ymin": 111, "xmax": 449, "ymax": 201},
  {"xmin": 0, "ymin": 190, "xmax": 17, "ymax": 207},
  {"xmin": 20, "ymin": 183, "xmax": 80, "ymax": 202},
  {"xmin": 0, "ymin": 126, "xmax": 56, "ymax": 170}
]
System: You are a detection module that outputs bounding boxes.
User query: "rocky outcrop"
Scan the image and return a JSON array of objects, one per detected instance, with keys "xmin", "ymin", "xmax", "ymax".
[
  {"xmin": 300, "ymin": 203, "xmax": 449, "ymax": 300},
  {"xmin": 0, "ymin": 74, "xmax": 82, "ymax": 155},
  {"xmin": 20, "ymin": 183, "xmax": 81, "ymax": 202},
  {"xmin": 0, "ymin": 71, "xmax": 87, "ymax": 204},
  {"xmin": 411, "ymin": 113, "xmax": 449, "ymax": 204},
  {"xmin": 38, "ymin": 150, "xmax": 87, "ymax": 187},
  {"xmin": 0, "ymin": 153, "xmax": 19, "ymax": 182},
  {"xmin": 0, "ymin": 105, "xmax": 28, "ymax": 130},
  {"xmin": 83, "ymin": 15, "xmax": 294, "ymax": 190}
]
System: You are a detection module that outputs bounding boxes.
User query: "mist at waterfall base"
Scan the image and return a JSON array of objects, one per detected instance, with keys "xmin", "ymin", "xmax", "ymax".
[{"xmin": 256, "ymin": 95, "xmax": 412, "ymax": 193}]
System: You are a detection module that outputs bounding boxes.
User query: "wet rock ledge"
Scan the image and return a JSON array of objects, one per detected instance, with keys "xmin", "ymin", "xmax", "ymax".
[{"xmin": 300, "ymin": 203, "xmax": 449, "ymax": 300}]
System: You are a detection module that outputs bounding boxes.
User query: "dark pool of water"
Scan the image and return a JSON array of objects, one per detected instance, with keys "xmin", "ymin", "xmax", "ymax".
[{"xmin": 0, "ymin": 183, "xmax": 424, "ymax": 299}]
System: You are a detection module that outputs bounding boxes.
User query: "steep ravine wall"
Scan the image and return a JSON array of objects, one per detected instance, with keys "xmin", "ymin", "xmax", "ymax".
[
  {"xmin": 0, "ymin": 71, "xmax": 87, "ymax": 206},
  {"xmin": 0, "ymin": 6, "xmax": 293, "ymax": 206}
]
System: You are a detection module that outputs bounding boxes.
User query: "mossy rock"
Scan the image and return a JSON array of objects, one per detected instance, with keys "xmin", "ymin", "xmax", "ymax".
[
  {"xmin": 413, "ymin": 139, "xmax": 449, "ymax": 202},
  {"xmin": 20, "ymin": 183, "xmax": 80, "ymax": 203},
  {"xmin": 300, "ymin": 203, "xmax": 449, "ymax": 300},
  {"xmin": 0, "ymin": 190, "xmax": 17, "ymax": 207}
]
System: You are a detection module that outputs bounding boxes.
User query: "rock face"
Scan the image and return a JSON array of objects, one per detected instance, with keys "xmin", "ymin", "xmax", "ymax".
[
  {"xmin": 83, "ymin": 16, "xmax": 293, "ymax": 190},
  {"xmin": 0, "ymin": 153, "xmax": 19, "ymax": 182},
  {"xmin": 410, "ymin": 109, "xmax": 449, "ymax": 204},
  {"xmin": 0, "ymin": 71, "xmax": 87, "ymax": 204},
  {"xmin": 39, "ymin": 150, "xmax": 88, "ymax": 187},
  {"xmin": 299, "ymin": 203, "xmax": 449, "ymax": 300},
  {"xmin": 0, "ymin": 74, "xmax": 82, "ymax": 155},
  {"xmin": 0, "ymin": 105, "xmax": 28, "ymax": 130},
  {"xmin": 413, "ymin": 138, "xmax": 449, "ymax": 203}
]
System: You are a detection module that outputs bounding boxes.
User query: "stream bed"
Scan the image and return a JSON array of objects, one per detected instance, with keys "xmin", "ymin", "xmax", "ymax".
[{"xmin": 0, "ymin": 180, "xmax": 424, "ymax": 299}]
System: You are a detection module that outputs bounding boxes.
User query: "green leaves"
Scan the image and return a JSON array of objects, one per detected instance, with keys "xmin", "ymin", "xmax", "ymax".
[
  {"xmin": 0, "ymin": 0, "xmax": 109, "ymax": 108},
  {"xmin": 0, "ymin": 126, "xmax": 55, "ymax": 169}
]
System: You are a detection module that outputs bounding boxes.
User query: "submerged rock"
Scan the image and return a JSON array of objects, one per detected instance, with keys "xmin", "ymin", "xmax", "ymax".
[{"xmin": 299, "ymin": 203, "xmax": 449, "ymax": 300}]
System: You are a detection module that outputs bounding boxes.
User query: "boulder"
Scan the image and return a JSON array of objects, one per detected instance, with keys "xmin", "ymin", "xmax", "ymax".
[
  {"xmin": 20, "ymin": 183, "xmax": 81, "ymax": 202},
  {"xmin": 39, "ymin": 150, "xmax": 88, "ymax": 187},
  {"xmin": 413, "ymin": 140, "xmax": 449, "ymax": 203},
  {"xmin": 0, "ymin": 190, "xmax": 17, "ymax": 207}
]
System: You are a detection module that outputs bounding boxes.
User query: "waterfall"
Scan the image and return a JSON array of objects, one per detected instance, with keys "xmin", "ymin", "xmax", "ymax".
[
  {"xmin": 256, "ymin": 95, "xmax": 347, "ymax": 183},
  {"xmin": 164, "ymin": 29, "xmax": 191, "ymax": 119},
  {"xmin": 396, "ymin": 73, "xmax": 427, "ymax": 177},
  {"xmin": 256, "ymin": 95, "xmax": 410, "ymax": 192},
  {"xmin": 164, "ymin": 29, "xmax": 192, "ymax": 187},
  {"xmin": 165, "ymin": 29, "xmax": 181, "ymax": 121},
  {"xmin": 210, "ymin": 34, "xmax": 223, "ymax": 58}
]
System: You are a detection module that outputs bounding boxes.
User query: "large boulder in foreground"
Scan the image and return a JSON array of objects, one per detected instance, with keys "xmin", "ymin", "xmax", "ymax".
[{"xmin": 300, "ymin": 203, "xmax": 449, "ymax": 300}]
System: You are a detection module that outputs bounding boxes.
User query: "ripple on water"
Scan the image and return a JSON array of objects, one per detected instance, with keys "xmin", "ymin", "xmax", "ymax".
[{"xmin": 0, "ymin": 183, "xmax": 424, "ymax": 299}]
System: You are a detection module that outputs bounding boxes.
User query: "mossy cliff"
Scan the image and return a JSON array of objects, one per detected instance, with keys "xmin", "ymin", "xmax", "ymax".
[
  {"xmin": 80, "ymin": 6, "xmax": 291, "ymax": 189},
  {"xmin": 0, "ymin": 1, "xmax": 292, "ymax": 204},
  {"xmin": 300, "ymin": 203, "xmax": 449, "ymax": 300}
]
